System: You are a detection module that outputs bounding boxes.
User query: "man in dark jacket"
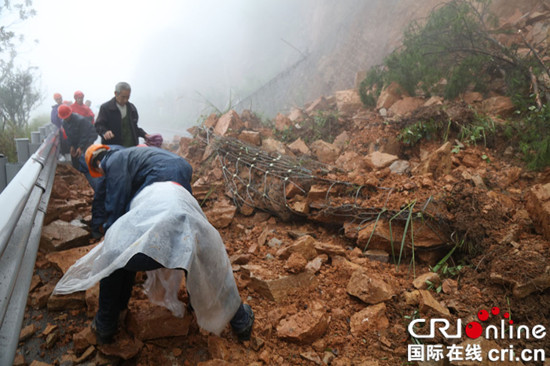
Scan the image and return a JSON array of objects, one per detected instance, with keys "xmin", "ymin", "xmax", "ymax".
[
  {"xmin": 58, "ymin": 104, "xmax": 98, "ymax": 188},
  {"xmin": 95, "ymin": 82, "xmax": 149, "ymax": 147}
]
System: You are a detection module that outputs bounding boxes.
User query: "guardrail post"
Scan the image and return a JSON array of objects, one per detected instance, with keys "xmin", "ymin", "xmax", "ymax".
[
  {"xmin": 31, "ymin": 132, "xmax": 41, "ymax": 144},
  {"xmin": 0, "ymin": 155, "xmax": 6, "ymax": 192},
  {"xmin": 30, "ymin": 132, "xmax": 41, "ymax": 155},
  {"xmin": 15, "ymin": 138, "xmax": 30, "ymax": 164},
  {"xmin": 39, "ymin": 126, "xmax": 47, "ymax": 141}
]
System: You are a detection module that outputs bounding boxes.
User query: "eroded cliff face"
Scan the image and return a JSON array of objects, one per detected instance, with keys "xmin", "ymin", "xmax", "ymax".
[
  {"xmin": 235, "ymin": 0, "xmax": 545, "ymax": 117},
  {"xmin": 303, "ymin": 0, "xmax": 446, "ymax": 92},
  {"xmin": 234, "ymin": 0, "xmax": 446, "ymax": 115},
  {"xmin": 308, "ymin": 0, "xmax": 545, "ymax": 95}
]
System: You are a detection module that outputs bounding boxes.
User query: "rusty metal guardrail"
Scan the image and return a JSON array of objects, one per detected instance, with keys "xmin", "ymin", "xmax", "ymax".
[{"xmin": 0, "ymin": 129, "xmax": 59, "ymax": 365}]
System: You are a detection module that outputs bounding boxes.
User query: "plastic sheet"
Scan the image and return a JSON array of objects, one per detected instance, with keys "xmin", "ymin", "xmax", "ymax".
[
  {"xmin": 53, "ymin": 181, "xmax": 242, "ymax": 335},
  {"xmin": 143, "ymin": 268, "xmax": 186, "ymax": 318}
]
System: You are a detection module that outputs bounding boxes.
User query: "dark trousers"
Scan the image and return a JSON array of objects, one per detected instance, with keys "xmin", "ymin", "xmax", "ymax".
[{"xmin": 95, "ymin": 253, "xmax": 249, "ymax": 334}]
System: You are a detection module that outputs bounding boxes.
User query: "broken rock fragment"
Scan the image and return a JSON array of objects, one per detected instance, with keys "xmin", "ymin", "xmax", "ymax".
[
  {"xmin": 213, "ymin": 110, "xmax": 244, "ymax": 136},
  {"xmin": 276, "ymin": 234, "xmax": 318, "ymax": 261},
  {"xmin": 305, "ymin": 254, "xmax": 329, "ymax": 273},
  {"xmin": 46, "ymin": 244, "xmax": 97, "ymax": 274},
  {"xmin": 346, "ymin": 269, "xmax": 395, "ymax": 304},
  {"xmin": 525, "ymin": 183, "xmax": 550, "ymax": 240},
  {"xmin": 205, "ymin": 199, "xmax": 236, "ymax": 229},
  {"xmin": 284, "ymin": 252, "xmax": 308, "ymax": 273},
  {"xmin": 40, "ymin": 220, "xmax": 90, "ymax": 251},
  {"xmin": 418, "ymin": 289, "xmax": 450, "ymax": 317},
  {"xmin": 350, "ymin": 302, "xmax": 389, "ymax": 336},
  {"xmin": 276, "ymin": 302, "xmax": 330, "ymax": 343},
  {"xmin": 243, "ymin": 265, "xmax": 316, "ymax": 302},
  {"xmin": 412, "ymin": 272, "xmax": 441, "ymax": 290},
  {"xmin": 126, "ymin": 300, "xmax": 192, "ymax": 340}
]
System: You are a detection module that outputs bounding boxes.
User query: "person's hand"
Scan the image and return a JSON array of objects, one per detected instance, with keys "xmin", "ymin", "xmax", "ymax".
[{"xmin": 104, "ymin": 131, "xmax": 114, "ymax": 140}]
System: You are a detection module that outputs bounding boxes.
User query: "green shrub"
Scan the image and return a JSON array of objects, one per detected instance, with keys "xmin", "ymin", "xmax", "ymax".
[
  {"xmin": 398, "ymin": 120, "xmax": 442, "ymax": 145},
  {"xmin": 0, "ymin": 127, "xmax": 19, "ymax": 162},
  {"xmin": 274, "ymin": 110, "xmax": 339, "ymax": 144},
  {"xmin": 512, "ymin": 102, "xmax": 550, "ymax": 170},
  {"xmin": 359, "ymin": 0, "xmax": 533, "ymax": 101},
  {"xmin": 457, "ymin": 111, "xmax": 495, "ymax": 146},
  {"xmin": 398, "ymin": 109, "xmax": 496, "ymax": 148},
  {"xmin": 444, "ymin": 55, "xmax": 491, "ymax": 99},
  {"xmin": 360, "ymin": 0, "xmax": 550, "ymax": 169},
  {"xmin": 358, "ymin": 67, "xmax": 385, "ymax": 107}
]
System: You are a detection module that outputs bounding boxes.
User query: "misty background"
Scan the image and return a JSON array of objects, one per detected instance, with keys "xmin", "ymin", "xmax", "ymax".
[{"xmin": 15, "ymin": 0, "xmax": 442, "ymax": 140}]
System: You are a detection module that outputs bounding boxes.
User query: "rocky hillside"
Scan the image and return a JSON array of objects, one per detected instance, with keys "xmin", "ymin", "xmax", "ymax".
[
  {"xmin": 15, "ymin": 2, "xmax": 550, "ymax": 366},
  {"xmin": 232, "ymin": 0, "xmax": 544, "ymax": 118}
]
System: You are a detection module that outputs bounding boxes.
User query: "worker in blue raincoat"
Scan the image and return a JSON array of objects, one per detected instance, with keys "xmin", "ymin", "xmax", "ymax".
[
  {"xmin": 73, "ymin": 144, "xmax": 254, "ymax": 345},
  {"xmin": 87, "ymin": 144, "xmax": 193, "ymax": 231}
]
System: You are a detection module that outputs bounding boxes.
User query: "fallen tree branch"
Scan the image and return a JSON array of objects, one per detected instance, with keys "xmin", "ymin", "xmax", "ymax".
[
  {"xmin": 518, "ymin": 29, "xmax": 550, "ymax": 81},
  {"xmin": 530, "ymin": 66, "xmax": 543, "ymax": 110}
]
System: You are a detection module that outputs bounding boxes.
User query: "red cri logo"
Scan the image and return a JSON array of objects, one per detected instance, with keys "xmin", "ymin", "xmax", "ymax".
[{"xmin": 465, "ymin": 306, "xmax": 513, "ymax": 339}]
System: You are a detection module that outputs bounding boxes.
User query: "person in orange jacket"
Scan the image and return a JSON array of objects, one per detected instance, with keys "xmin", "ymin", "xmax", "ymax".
[{"xmin": 71, "ymin": 90, "xmax": 95, "ymax": 123}]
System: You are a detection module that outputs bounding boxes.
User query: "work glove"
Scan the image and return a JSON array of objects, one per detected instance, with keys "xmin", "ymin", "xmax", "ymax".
[{"xmin": 145, "ymin": 133, "xmax": 163, "ymax": 147}]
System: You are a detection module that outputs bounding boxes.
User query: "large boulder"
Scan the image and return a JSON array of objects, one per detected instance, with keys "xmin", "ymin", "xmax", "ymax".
[
  {"xmin": 364, "ymin": 151, "xmax": 399, "ymax": 170},
  {"xmin": 205, "ymin": 199, "xmax": 237, "ymax": 229},
  {"xmin": 335, "ymin": 89, "xmax": 363, "ymax": 116},
  {"xmin": 238, "ymin": 130, "xmax": 262, "ymax": 146},
  {"xmin": 376, "ymin": 82, "xmax": 409, "ymax": 110},
  {"xmin": 388, "ymin": 96, "xmax": 425, "ymax": 117},
  {"xmin": 481, "ymin": 96, "xmax": 515, "ymax": 117},
  {"xmin": 305, "ymin": 96, "xmax": 332, "ymax": 115},
  {"xmin": 346, "ymin": 269, "xmax": 395, "ymax": 304},
  {"xmin": 350, "ymin": 303, "xmax": 389, "ymax": 336},
  {"xmin": 213, "ymin": 110, "xmax": 245, "ymax": 136},
  {"xmin": 126, "ymin": 300, "xmax": 192, "ymax": 340},
  {"xmin": 276, "ymin": 302, "xmax": 330, "ymax": 343},
  {"xmin": 274, "ymin": 113, "xmax": 292, "ymax": 131},
  {"xmin": 525, "ymin": 183, "xmax": 550, "ymax": 240},
  {"xmin": 310, "ymin": 140, "xmax": 341, "ymax": 164},
  {"xmin": 262, "ymin": 137, "xmax": 289, "ymax": 156},
  {"xmin": 288, "ymin": 138, "xmax": 311, "ymax": 156},
  {"xmin": 413, "ymin": 141, "xmax": 453, "ymax": 179},
  {"xmin": 40, "ymin": 220, "xmax": 90, "ymax": 252}
]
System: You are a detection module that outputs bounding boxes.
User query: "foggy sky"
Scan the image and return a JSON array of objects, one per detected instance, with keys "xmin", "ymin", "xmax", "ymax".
[
  {"xmin": 14, "ymin": 0, "xmax": 313, "ymax": 139},
  {"xmin": 11, "ymin": 0, "xmax": 452, "ymax": 141}
]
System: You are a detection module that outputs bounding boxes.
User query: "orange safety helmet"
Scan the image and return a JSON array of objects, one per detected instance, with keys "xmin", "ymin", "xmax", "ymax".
[
  {"xmin": 74, "ymin": 90, "xmax": 84, "ymax": 98},
  {"xmin": 58, "ymin": 104, "xmax": 72, "ymax": 120},
  {"xmin": 85, "ymin": 144, "xmax": 111, "ymax": 178}
]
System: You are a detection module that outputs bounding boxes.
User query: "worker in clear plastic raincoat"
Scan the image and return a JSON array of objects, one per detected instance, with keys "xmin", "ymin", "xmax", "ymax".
[{"xmin": 53, "ymin": 145, "xmax": 254, "ymax": 344}]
